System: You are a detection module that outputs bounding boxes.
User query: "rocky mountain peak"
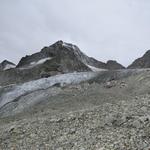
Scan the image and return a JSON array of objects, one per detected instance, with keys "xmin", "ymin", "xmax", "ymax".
[
  {"xmin": 144, "ymin": 49, "xmax": 150, "ymax": 54},
  {"xmin": 2, "ymin": 60, "xmax": 14, "ymax": 65},
  {"xmin": 55, "ymin": 40, "xmax": 64, "ymax": 45},
  {"xmin": 16, "ymin": 40, "xmax": 125, "ymax": 71},
  {"xmin": 0, "ymin": 60, "xmax": 16, "ymax": 71},
  {"xmin": 16, "ymin": 41, "xmax": 106, "ymax": 70},
  {"xmin": 0, "ymin": 41, "xmax": 125, "ymax": 85}
]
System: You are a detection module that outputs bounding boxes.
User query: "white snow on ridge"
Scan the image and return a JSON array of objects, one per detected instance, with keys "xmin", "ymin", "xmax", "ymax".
[
  {"xmin": 30, "ymin": 57, "xmax": 52, "ymax": 66},
  {"xmin": 62, "ymin": 42, "xmax": 76, "ymax": 50},
  {"xmin": 0, "ymin": 72, "xmax": 97, "ymax": 108},
  {"xmin": 3, "ymin": 64, "xmax": 16, "ymax": 70},
  {"xmin": 19, "ymin": 57, "xmax": 52, "ymax": 70},
  {"xmin": 62, "ymin": 42, "xmax": 71, "ymax": 48},
  {"xmin": 87, "ymin": 65, "xmax": 107, "ymax": 72}
]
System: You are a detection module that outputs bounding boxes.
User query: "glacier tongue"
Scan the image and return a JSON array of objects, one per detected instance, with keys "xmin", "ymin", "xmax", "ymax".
[
  {"xmin": 87, "ymin": 65, "xmax": 107, "ymax": 72},
  {"xmin": 0, "ymin": 72, "xmax": 97, "ymax": 108}
]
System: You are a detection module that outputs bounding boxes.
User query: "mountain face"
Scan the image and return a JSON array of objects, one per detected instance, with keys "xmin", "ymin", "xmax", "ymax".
[
  {"xmin": 0, "ymin": 60, "xmax": 16, "ymax": 71},
  {"xmin": 17, "ymin": 40, "xmax": 124, "ymax": 70},
  {"xmin": 16, "ymin": 41, "xmax": 107, "ymax": 71},
  {"xmin": 106, "ymin": 60, "xmax": 125, "ymax": 70},
  {"xmin": 17, "ymin": 41, "xmax": 92, "ymax": 73},
  {"xmin": 0, "ymin": 41, "xmax": 125, "ymax": 86},
  {"xmin": 128, "ymin": 50, "xmax": 150, "ymax": 69}
]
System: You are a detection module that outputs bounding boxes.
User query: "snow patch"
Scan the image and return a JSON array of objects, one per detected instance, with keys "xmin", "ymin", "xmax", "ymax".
[
  {"xmin": 30, "ymin": 57, "xmax": 52, "ymax": 66},
  {"xmin": 62, "ymin": 42, "xmax": 75, "ymax": 49},
  {"xmin": 87, "ymin": 65, "xmax": 107, "ymax": 72},
  {"xmin": 0, "ymin": 72, "xmax": 97, "ymax": 108},
  {"xmin": 19, "ymin": 57, "xmax": 52, "ymax": 70},
  {"xmin": 3, "ymin": 64, "xmax": 16, "ymax": 70}
]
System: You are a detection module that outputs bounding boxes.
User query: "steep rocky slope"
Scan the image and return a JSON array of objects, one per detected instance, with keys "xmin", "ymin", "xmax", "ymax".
[
  {"xmin": 16, "ymin": 41, "xmax": 125, "ymax": 71},
  {"xmin": 16, "ymin": 41, "xmax": 91, "ymax": 72},
  {"xmin": 128, "ymin": 50, "xmax": 150, "ymax": 69},
  {"xmin": 16, "ymin": 41, "xmax": 107, "ymax": 70},
  {"xmin": 106, "ymin": 60, "xmax": 125, "ymax": 70},
  {"xmin": 0, "ymin": 41, "xmax": 125, "ymax": 86}
]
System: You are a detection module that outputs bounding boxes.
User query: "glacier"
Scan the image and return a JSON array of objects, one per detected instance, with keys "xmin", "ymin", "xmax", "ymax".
[{"xmin": 0, "ymin": 72, "xmax": 97, "ymax": 108}]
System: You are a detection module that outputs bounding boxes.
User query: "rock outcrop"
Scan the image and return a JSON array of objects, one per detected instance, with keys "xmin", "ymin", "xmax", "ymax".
[
  {"xmin": 16, "ymin": 40, "xmax": 107, "ymax": 72},
  {"xmin": 106, "ymin": 60, "xmax": 125, "ymax": 70},
  {"xmin": 128, "ymin": 50, "xmax": 150, "ymax": 69}
]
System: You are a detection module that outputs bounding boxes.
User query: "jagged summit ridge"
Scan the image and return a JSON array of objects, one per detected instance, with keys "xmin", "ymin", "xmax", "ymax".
[
  {"xmin": 17, "ymin": 40, "xmax": 92, "ymax": 73},
  {"xmin": 0, "ymin": 41, "xmax": 125, "ymax": 86},
  {"xmin": 17, "ymin": 40, "xmax": 124, "ymax": 71}
]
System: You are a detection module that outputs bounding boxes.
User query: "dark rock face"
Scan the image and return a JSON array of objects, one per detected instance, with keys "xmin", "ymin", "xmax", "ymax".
[
  {"xmin": 0, "ymin": 41, "xmax": 125, "ymax": 86},
  {"xmin": 128, "ymin": 50, "xmax": 150, "ymax": 69},
  {"xmin": 0, "ymin": 41, "xmax": 92, "ymax": 85},
  {"xmin": 17, "ymin": 40, "xmax": 92, "ymax": 73},
  {"xmin": 106, "ymin": 60, "xmax": 125, "ymax": 70},
  {"xmin": 17, "ymin": 41, "xmax": 124, "ymax": 71},
  {"xmin": 0, "ymin": 60, "xmax": 16, "ymax": 71},
  {"xmin": 17, "ymin": 40, "xmax": 106, "ymax": 70}
]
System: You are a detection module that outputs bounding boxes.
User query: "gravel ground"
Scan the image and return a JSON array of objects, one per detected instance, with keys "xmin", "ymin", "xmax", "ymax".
[
  {"xmin": 0, "ymin": 95, "xmax": 150, "ymax": 149},
  {"xmin": 1, "ymin": 69, "xmax": 150, "ymax": 149}
]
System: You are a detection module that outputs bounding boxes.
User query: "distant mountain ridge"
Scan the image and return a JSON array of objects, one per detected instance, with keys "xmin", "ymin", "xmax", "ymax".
[
  {"xmin": 0, "ymin": 60, "xmax": 16, "ymax": 71},
  {"xmin": 106, "ymin": 60, "xmax": 125, "ymax": 70},
  {"xmin": 128, "ymin": 50, "xmax": 150, "ymax": 69}
]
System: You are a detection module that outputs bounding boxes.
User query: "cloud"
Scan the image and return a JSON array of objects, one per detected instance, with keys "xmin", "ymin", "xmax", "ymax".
[{"xmin": 0, "ymin": 0, "xmax": 150, "ymax": 66}]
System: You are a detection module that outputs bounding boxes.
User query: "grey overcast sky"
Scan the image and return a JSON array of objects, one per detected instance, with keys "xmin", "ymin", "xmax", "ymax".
[{"xmin": 0, "ymin": 0, "xmax": 150, "ymax": 66}]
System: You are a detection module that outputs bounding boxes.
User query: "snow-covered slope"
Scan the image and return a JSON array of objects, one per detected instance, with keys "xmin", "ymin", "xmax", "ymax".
[
  {"xmin": 0, "ymin": 72, "xmax": 97, "ymax": 108},
  {"xmin": 87, "ymin": 65, "xmax": 107, "ymax": 72},
  {"xmin": 0, "ymin": 60, "xmax": 16, "ymax": 71},
  {"xmin": 19, "ymin": 57, "xmax": 52, "ymax": 69},
  {"xmin": 30, "ymin": 57, "xmax": 52, "ymax": 66}
]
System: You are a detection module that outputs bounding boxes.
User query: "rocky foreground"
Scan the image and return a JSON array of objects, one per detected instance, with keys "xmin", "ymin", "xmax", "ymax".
[
  {"xmin": 0, "ymin": 94, "xmax": 150, "ymax": 150},
  {"xmin": 0, "ymin": 69, "xmax": 150, "ymax": 149}
]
